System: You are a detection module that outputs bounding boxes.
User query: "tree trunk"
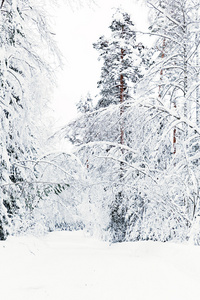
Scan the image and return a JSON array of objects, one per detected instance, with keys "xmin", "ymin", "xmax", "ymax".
[
  {"xmin": 119, "ymin": 30, "xmax": 125, "ymax": 178},
  {"xmin": 120, "ymin": 72, "xmax": 124, "ymax": 146},
  {"xmin": 110, "ymin": 27, "xmax": 127, "ymax": 243}
]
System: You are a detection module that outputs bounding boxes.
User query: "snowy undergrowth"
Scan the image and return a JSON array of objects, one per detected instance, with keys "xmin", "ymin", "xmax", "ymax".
[{"xmin": 1, "ymin": 230, "xmax": 200, "ymax": 300}]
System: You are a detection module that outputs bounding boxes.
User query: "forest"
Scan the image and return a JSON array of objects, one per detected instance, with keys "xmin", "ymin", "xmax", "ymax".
[{"xmin": 1, "ymin": 0, "xmax": 200, "ymax": 246}]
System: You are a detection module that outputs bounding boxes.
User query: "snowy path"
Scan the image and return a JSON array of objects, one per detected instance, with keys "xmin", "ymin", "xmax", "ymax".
[{"xmin": 1, "ymin": 231, "xmax": 200, "ymax": 300}]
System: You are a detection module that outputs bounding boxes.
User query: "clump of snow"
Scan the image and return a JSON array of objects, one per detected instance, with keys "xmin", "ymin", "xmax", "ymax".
[{"xmin": 1, "ymin": 231, "xmax": 200, "ymax": 300}]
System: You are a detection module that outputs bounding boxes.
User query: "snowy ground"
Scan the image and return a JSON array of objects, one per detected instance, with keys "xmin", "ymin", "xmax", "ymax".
[{"xmin": 1, "ymin": 231, "xmax": 200, "ymax": 300}]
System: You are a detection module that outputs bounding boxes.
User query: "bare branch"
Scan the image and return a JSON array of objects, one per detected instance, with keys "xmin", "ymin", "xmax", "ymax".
[{"xmin": 0, "ymin": 0, "xmax": 5, "ymax": 9}]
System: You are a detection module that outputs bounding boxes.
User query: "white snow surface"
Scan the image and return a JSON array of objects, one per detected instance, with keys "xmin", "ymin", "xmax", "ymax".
[{"xmin": 1, "ymin": 230, "xmax": 200, "ymax": 300}]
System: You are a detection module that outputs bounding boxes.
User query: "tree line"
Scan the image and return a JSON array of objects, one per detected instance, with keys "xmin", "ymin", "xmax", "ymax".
[
  {"xmin": 1, "ymin": 0, "xmax": 200, "ymax": 245},
  {"xmin": 64, "ymin": 1, "xmax": 200, "ymax": 244}
]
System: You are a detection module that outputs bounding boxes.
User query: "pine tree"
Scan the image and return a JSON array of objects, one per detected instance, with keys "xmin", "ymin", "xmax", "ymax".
[
  {"xmin": 93, "ymin": 8, "xmax": 143, "ymax": 109},
  {"xmin": 93, "ymin": 9, "xmax": 146, "ymax": 242}
]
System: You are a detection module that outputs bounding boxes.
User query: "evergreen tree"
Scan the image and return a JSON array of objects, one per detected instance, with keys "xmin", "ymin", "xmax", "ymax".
[
  {"xmin": 94, "ymin": 9, "xmax": 146, "ymax": 242},
  {"xmin": 63, "ymin": 9, "xmax": 149, "ymax": 242},
  {"xmin": 93, "ymin": 8, "xmax": 143, "ymax": 109},
  {"xmin": 76, "ymin": 93, "xmax": 94, "ymax": 114}
]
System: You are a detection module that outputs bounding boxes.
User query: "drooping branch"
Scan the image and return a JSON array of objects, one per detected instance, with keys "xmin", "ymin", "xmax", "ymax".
[{"xmin": 147, "ymin": 1, "xmax": 185, "ymax": 30}]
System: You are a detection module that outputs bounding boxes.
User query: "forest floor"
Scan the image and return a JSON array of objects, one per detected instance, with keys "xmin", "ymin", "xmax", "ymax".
[{"xmin": 1, "ymin": 230, "xmax": 200, "ymax": 300}]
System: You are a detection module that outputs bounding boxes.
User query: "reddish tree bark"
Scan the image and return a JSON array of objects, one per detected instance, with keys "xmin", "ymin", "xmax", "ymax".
[
  {"xmin": 173, "ymin": 128, "xmax": 176, "ymax": 154},
  {"xmin": 120, "ymin": 70, "xmax": 124, "ymax": 146}
]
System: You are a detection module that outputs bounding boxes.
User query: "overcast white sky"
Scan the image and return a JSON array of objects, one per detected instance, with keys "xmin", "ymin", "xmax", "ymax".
[{"xmin": 50, "ymin": 0, "xmax": 150, "ymax": 129}]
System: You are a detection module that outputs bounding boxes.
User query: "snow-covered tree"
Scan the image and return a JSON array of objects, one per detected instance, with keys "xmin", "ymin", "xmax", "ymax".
[
  {"xmin": 0, "ymin": 0, "xmax": 60, "ymax": 239},
  {"xmin": 56, "ymin": 3, "xmax": 200, "ymax": 244},
  {"xmin": 62, "ymin": 9, "xmax": 154, "ymax": 242},
  {"xmin": 93, "ymin": 8, "xmax": 144, "ymax": 109},
  {"xmin": 137, "ymin": 0, "xmax": 200, "ymax": 240}
]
